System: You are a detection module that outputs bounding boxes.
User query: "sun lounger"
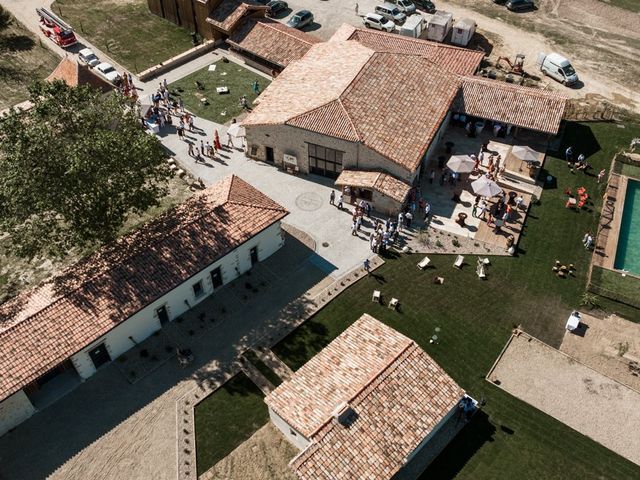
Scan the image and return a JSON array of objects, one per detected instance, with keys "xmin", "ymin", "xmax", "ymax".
[
  {"xmin": 388, "ymin": 298, "xmax": 399, "ymax": 310},
  {"xmin": 372, "ymin": 290, "xmax": 381, "ymax": 303},
  {"xmin": 454, "ymin": 255, "xmax": 464, "ymax": 268},
  {"xmin": 417, "ymin": 256, "xmax": 431, "ymax": 270},
  {"xmin": 476, "ymin": 264, "xmax": 487, "ymax": 279}
]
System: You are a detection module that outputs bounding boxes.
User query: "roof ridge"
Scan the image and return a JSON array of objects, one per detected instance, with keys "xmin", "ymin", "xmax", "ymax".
[
  {"xmin": 307, "ymin": 338, "xmax": 415, "ymax": 438},
  {"xmin": 0, "ymin": 180, "xmax": 238, "ymax": 333},
  {"xmin": 352, "ymin": 27, "xmax": 478, "ymax": 53},
  {"xmin": 336, "ymin": 98, "xmax": 361, "ymax": 142},
  {"xmin": 288, "ymin": 99, "xmax": 360, "ymax": 141}
]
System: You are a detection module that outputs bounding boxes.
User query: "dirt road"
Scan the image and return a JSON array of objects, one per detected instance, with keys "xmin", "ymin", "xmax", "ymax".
[{"xmin": 438, "ymin": 0, "xmax": 640, "ymax": 111}]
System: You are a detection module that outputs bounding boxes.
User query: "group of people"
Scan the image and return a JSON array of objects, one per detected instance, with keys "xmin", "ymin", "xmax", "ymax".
[
  {"xmin": 472, "ymin": 191, "xmax": 522, "ymax": 233},
  {"xmin": 565, "ymin": 146, "xmax": 592, "ymax": 173}
]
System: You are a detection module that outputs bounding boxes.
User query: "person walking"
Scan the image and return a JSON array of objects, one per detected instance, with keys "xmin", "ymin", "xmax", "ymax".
[
  {"xmin": 598, "ymin": 169, "xmax": 606, "ymax": 183},
  {"xmin": 226, "ymin": 131, "xmax": 235, "ymax": 148},
  {"xmin": 565, "ymin": 146, "xmax": 573, "ymax": 163},
  {"xmin": 355, "ymin": 2, "xmax": 359, "ymax": 15},
  {"xmin": 405, "ymin": 211, "xmax": 413, "ymax": 229},
  {"xmin": 423, "ymin": 201, "xmax": 431, "ymax": 221},
  {"xmin": 179, "ymin": 98, "xmax": 184, "ymax": 113},
  {"xmin": 252, "ymin": 80, "xmax": 260, "ymax": 93},
  {"xmin": 329, "ymin": 190, "xmax": 335, "ymax": 205},
  {"xmin": 351, "ymin": 220, "xmax": 358, "ymax": 236},
  {"xmin": 363, "ymin": 258, "xmax": 370, "ymax": 275},
  {"xmin": 188, "ymin": 143, "xmax": 194, "ymax": 157},
  {"xmin": 337, "ymin": 194, "xmax": 344, "ymax": 209},
  {"xmin": 397, "ymin": 212, "xmax": 404, "ymax": 232},
  {"xmin": 188, "ymin": 115, "xmax": 194, "ymax": 132},
  {"xmin": 429, "ymin": 169, "xmax": 435, "ymax": 184}
]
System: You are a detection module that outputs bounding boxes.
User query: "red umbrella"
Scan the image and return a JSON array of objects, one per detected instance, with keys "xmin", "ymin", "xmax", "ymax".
[{"xmin": 214, "ymin": 130, "xmax": 221, "ymax": 150}]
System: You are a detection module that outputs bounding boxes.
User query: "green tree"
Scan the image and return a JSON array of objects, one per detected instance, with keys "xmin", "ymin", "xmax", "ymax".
[
  {"xmin": 0, "ymin": 6, "xmax": 12, "ymax": 31},
  {"xmin": 0, "ymin": 80, "xmax": 172, "ymax": 258}
]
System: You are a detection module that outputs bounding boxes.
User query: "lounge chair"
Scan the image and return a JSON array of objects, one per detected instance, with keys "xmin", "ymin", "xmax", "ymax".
[
  {"xmin": 477, "ymin": 264, "xmax": 487, "ymax": 279},
  {"xmin": 454, "ymin": 255, "xmax": 464, "ymax": 268},
  {"xmin": 417, "ymin": 256, "xmax": 431, "ymax": 270},
  {"xmin": 372, "ymin": 290, "xmax": 381, "ymax": 303},
  {"xmin": 388, "ymin": 298, "xmax": 399, "ymax": 310}
]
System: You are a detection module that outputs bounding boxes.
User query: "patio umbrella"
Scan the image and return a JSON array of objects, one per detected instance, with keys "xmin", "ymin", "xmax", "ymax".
[
  {"xmin": 446, "ymin": 154, "xmax": 476, "ymax": 173},
  {"xmin": 511, "ymin": 145, "xmax": 539, "ymax": 162},
  {"xmin": 227, "ymin": 123, "xmax": 246, "ymax": 138},
  {"xmin": 471, "ymin": 177, "xmax": 502, "ymax": 197}
]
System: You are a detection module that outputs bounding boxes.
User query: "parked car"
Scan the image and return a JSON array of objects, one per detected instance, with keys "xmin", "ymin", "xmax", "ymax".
[
  {"xmin": 393, "ymin": 0, "xmax": 416, "ymax": 14},
  {"xmin": 363, "ymin": 13, "xmax": 396, "ymax": 32},
  {"xmin": 95, "ymin": 62, "xmax": 121, "ymax": 83},
  {"xmin": 537, "ymin": 52, "xmax": 579, "ymax": 85},
  {"xmin": 413, "ymin": 0, "xmax": 436, "ymax": 13},
  {"xmin": 287, "ymin": 10, "xmax": 314, "ymax": 29},
  {"xmin": 374, "ymin": 3, "xmax": 406, "ymax": 24},
  {"xmin": 506, "ymin": 0, "xmax": 535, "ymax": 11},
  {"xmin": 266, "ymin": 0, "xmax": 287, "ymax": 17},
  {"xmin": 78, "ymin": 48, "xmax": 100, "ymax": 67}
]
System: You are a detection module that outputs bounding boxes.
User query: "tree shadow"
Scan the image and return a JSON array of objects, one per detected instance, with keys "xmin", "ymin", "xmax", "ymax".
[{"xmin": 0, "ymin": 34, "xmax": 35, "ymax": 52}]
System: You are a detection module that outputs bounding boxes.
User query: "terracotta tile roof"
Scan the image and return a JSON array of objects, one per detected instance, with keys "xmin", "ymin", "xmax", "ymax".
[
  {"xmin": 0, "ymin": 176, "xmax": 288, "ymax": 401},
  {"xmin": 227, "ymin": 17, "xmax": 321, "ymax": 68},
  {"xmin": 266, "ymin": 314, "xmax": 465, "ymax": 480},
  {"xmin": 291, "ymin": 344, "xmax": 464, "ymax": 480},
  {"xmin": 455, "ymin": 77, "xmax": 567, "ymax": 135},
  {"xmin": 46, "ymin": 57, "xmax": 113, "ymax": 93},
  {"xmin": 206, "ymin": 0, "xmax": 268, "ymax": 34},
  {"xmin": 244, "ymin": 33, "xmax": 461, "ymax": 172},
  {"xmin": 265, "ymin": 314, "xmax": 413, "ymax": 438},
  {"xmin": 347, "ymin": 27, "xmax": 484, "ymax": 76},
  {"xmin": 335, "ymin": 170, "xmax": 411, "ymax": 203}
]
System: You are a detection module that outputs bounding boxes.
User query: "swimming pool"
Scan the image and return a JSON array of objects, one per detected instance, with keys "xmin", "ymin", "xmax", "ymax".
[{"xmin": 614, "ymin": 179, "xmax": 640, "ymax": 275}]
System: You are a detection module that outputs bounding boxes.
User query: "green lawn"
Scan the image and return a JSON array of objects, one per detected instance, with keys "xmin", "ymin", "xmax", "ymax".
[
  {"xmin": 169, "ymin": 61, "xmax": 268, "ymax": 124},
  {"xmin": 51, "ymin": 0, "xmax": 193, "ymax": 72},
  {"xmin": 614, "ymin": 161, "xmax": 640, "ymax": 180},
  {"xmin": 602, "ymin": 0, "xmax": 640, "ymax": 13},
  {"xmin": 194, "ymin": 373, "xmax": 269, "ymax": 475},
  {"xmin": 245, "ymin": 350, "xmax": 283, "ymax": 387},
  {"xmin": 0, "ymin": 16, "xmax": 60, "ymax": 110},
  {"xmin": 270, "ymin": 121, "xmax": 640, "ymax": 478},
  {"xmin": 590, "ymin": 266, "xmax": 640, "ymax": 309}
]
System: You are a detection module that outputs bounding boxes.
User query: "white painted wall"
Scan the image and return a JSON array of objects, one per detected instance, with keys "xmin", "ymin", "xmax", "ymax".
[
  {"xmin": 268, "ymin": 406, "xmax": 310, "ymax": 451},
  {"xmin": 0, "ymin": 390, "xmax": 36, "ymax": 437},
  {"xmin": 71, "ymin": 222, "xmax": 284, "ymax": 379}
]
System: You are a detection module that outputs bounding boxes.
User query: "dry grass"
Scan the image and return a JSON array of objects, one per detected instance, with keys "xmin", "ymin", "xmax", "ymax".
[
  {"xmin": 0, "ymin": 174, "xmax": 193, "ymax": 303},
  {"xmin": 0, "ymin": 17, "xmax": 60, "ymax": 110}
]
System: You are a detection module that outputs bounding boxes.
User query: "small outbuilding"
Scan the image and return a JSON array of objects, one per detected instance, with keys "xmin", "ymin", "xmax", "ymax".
[
  {"xmin": 451, "ymin": 17, "xmax": 476, "ymax": 47},
  {"xmin": 427, "ymin": 11, "xmax": 453, "ymax": 42},
  {"xmin": 266, "ymin": 314, "xmax": 478, "ymax": 479}
]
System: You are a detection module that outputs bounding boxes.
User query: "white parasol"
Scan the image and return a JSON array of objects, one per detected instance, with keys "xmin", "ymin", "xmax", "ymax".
[
  {"xmin": 471, "ymin": 177, "xmax": 502, "ymax": 197},
  {"xmin": 227, "ymin": 123, "xmax": 246, "ymax": 138},
  {"xmin": 511, "ymin": 145, "xmax": 539, "ymax": 162},
  {"xmin": 446, "ymin": 154, "xmax": 476, "ymax": 173}
]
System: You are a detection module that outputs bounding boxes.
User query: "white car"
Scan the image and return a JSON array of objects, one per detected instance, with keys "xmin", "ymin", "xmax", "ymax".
[
  {"xmin": 78, "ymin": 48, "xmax": 100, "ymax": 67},
  {"xmin": 394, "ymin": 0, "xmax": 417, "ymax": 14},
  {"xmin": 363, "ymin": 13, "xmax": 396, "ymax": 32},
  {"xmin": 95, "ymin": 62, "xmax": 121, "ymax": 84}
]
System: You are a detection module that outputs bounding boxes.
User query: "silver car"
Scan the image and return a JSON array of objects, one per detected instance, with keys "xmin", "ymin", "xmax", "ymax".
[
  {"xmin": 375, "ymin": 3, "xmax": 407, "ymax": 23},
  {"xmin": 394, "ymin": 0, "xmax": 417, "ymax": 14},
  {"xmin": 78, "ymin": 48, "xmax": 100, "ymax": 67}
]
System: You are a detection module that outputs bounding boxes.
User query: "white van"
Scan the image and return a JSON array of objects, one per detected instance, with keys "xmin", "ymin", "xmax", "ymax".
[
  {"xmin": 375, "ymin": 3, "xmax": 407, "ymax": 23},
  {"xmin": 537, "ymin": 52, "xmax": 579, "ymax": 86}
]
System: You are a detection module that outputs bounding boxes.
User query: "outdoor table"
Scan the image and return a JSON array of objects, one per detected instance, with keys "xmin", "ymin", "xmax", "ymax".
[
  {"xmin": 568, "ymin": 198, "xmax": 577, "ymax": 206},
  {"xmin": 566, "ymin": 312, "xmax": 581, "ymax": 332}
]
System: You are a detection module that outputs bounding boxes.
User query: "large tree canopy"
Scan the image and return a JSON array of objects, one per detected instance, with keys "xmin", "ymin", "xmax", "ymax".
[{"xmin": 0, "ymin": 80, "xmax": 172, "ymax": 258}]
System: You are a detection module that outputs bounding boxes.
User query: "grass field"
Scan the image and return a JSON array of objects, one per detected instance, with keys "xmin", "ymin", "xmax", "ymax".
[
  {"xmin": 269, "ymin": 121, "xmax": 640, "ymax": 478},
  {"xmin": 51, "ymin": 0, "xmax": 193, "ymax": 72},
  {"xmin": 0, "ymin": 16, "xmax": 59, "ymax": 110},
  {"xmin": 603, "ymin": 0, "xmax": 640, "ymax": 13},
  {"xmin": 169, "ymin": 61, "xmax": 268, "ymax": 124},
  {"xmin": 194, "ymin": 373, "xmax": 269, "ymax": 475},
  {"xmin": 590, "ymin": 266, "xmax": 640, "ymax": 309}
]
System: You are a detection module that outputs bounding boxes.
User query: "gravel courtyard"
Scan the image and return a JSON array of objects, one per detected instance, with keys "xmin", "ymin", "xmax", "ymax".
[{"xmin": 488, "ymin": 331, "xmax": 640, "ymax": 466}]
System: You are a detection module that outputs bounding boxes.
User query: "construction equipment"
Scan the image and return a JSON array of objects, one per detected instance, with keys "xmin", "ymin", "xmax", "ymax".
[
  {"xmin": 496, "ymin": 53, "xmax": 525, "ymax": 75},
  {"xmin": 36, "ymin": 8, "xmax": 77, "ymax": 48}
]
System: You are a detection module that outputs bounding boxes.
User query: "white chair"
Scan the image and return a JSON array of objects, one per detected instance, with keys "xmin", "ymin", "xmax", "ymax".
[
  {"xmin": 388, "ymin": 298, "xmax": 399, "ymax": 310},
  {"xmin": 454, "ymin": 255, "xmax": 464, "ymax": 268},
  {"xmin": 417, "ymin": 256, "xmax": 431, "ymax": 270},
  {"xmin": 478, "ymin": 257, "xmax": 490, "ymax": 266},
  {"xmin": 476, "ymin": 264, "xmax": 487, "ymax": 279},
  {"xmin": 372, "ymin": 290, "xmax": 381, "ymax": 303}
]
